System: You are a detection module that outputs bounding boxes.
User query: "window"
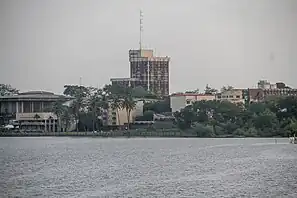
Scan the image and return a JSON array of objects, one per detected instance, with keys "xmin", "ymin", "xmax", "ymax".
[
  {"xmin": 186, "ymin": 100, "xmax": 191, "ymax": 104},
  {"xmin": 229, "ymin": 95, "xmax": 234, "ymax": 98},
  {"xmin": 236, "ymin": 95, "xmax": 240, "ymax": 98}
]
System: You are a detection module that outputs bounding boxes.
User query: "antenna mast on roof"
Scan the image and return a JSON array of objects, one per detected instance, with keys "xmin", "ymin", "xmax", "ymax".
[{"xmin": 139, "ymin": 10, "xmax": 143, "ymax": 50}]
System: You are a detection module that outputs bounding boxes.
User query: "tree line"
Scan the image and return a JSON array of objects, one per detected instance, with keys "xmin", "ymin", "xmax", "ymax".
[
  {"xmin": 173, "ymin": 97, "xmax": 297, "ymax": 137},
  {"xmin": 3, "ymin": 82, "xmax": 297, "ymax": 137}
]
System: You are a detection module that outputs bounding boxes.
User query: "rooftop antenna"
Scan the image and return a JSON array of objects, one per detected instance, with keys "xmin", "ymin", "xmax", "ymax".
[
  {"xmin": 79, "ymin": 77, "xmax": 82, "ymax": 86},
  {"xmin": 140, "ymin": 10, "xmax": 143, "ymax": 50}
]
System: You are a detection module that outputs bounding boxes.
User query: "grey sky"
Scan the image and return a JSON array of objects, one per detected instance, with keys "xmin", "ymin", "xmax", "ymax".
[{"xmin": 0, "ymin": 0, "xmax": 296, "ymax": 94}]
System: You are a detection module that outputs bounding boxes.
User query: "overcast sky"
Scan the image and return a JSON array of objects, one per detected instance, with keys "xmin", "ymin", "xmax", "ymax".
[{"xmin": 0, "ymin": 0, "xmax": 296, "ymax": 94}]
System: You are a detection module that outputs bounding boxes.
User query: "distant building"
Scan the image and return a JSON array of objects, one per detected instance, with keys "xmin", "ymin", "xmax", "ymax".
[
  {"xmin": 258, "ymin": 80, "xmax": 277, "ymax": 89},
  {"xmin": 110, "ymin": 78, "xmax": 139, "ymax": 89},
  {"xmin": 129, "ymin": 49, "xmax": 170, "ymax": 96},
  {"xmin": 248, "ymin": 88, "xmax": 264, "ymax": 102},
  {"xmin": 0, "ymin": 91, "xmax": 72, "ymax": 132},
  {"xmin": 170, "ymin": 93, "xmax": 215, "ymax": 112},
  {"xmin": 217, "ymin": 89, "xmax": 244, "ymax": 104},
  {"xmin": 256, "ymin": 80, "xmax": 296, "ymax": 100},
  {"xmin": 102, "ymin": 100, "xmax": 144, "ymax": 126},
  {"xmin": 263, "ymin": 88, "xmax": 297, "ymax": 99}
]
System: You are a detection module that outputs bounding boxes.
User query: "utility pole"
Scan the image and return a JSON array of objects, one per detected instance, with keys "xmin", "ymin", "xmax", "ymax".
[
  {"xmin": 139, "ymin": 10, "xmax": 143, "ymax": 50},
  {"xmin": 147, "ymin": 61, "xmax": 150, "ymax": 92}
]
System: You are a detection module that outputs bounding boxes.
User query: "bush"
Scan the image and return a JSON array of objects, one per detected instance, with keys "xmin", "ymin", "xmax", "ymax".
[
  {"xmin": 192, "ymin": 123, "xmax": 214, "ymax": 137},
  {"xmin": 233, "ymin": 128, "xmax": 245, "ymax": 136}
]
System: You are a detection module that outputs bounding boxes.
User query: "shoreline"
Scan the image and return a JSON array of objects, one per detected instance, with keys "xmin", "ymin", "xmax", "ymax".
[{"xmin": 0, "ymin": 131, "xmax": 286, "ymax": 138}]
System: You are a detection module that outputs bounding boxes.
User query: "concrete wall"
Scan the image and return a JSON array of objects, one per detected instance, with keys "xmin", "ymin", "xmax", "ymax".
[
  {"xmin": 16, "ymin": 112, "xmax": 57, "ymax": 121},
  {"xmin": 171, "ymin": 95, "xmax": 187, "ymax": 113},
  {"xmin": 170, "ymin": 94, "xmax": 216, "ymax": 112},
  {"xmin": 105, "ymin": 100, "xmax": 144, "ymax": 126},
  {"xmin": 219, "ymin": 89, "xmax": 244, "ymax": 103}
]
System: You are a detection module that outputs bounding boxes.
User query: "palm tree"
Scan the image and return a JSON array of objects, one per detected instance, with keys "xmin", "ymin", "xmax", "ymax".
[
  {"xmin": 33, "ymin": 113, "xmax": 41, "ymax": 120},
  {"xmin": 121, "ymin": 96, "xmax": 137, "ymax": 130},
  {"xmin": 33, "ymin": 114, "xmax": 41, "ymax": 131},
  {"xmin": 110, "ymin": 97, "xmax": 122, "ymax": 127},
  {"xmin": 88, "ymin": 93, "xmax": 102, "ymax": 131},
  {"xmin": 52, "ymin": 101, "xmax": 66, "ymax": 132},
  {"xmin": 60, "ymin": 106, "xmax": 72, "ymax": 131},
  {"xmin": 63, "ymin": 85, "xmax": 90, "ymax": 131}
]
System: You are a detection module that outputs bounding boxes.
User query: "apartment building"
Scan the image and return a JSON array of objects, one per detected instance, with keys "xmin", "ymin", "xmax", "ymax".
[
  {"xmin": 217, "ymin": 89, "xmax": 245, "ymax": 104},
  {"xmin": 102, "ymin": 100, "xmax": 144, "ymax": 126},
  {"xmin": 129, "ymin": 49, "xmax": 170, "ymax": 96},
  {"xmin": 170, "ymin": 93, "xmax": 216, "ymax": 112},
  {"xmin": 257, "ymin": 80, "xmax": 297, "ymax": 100}
]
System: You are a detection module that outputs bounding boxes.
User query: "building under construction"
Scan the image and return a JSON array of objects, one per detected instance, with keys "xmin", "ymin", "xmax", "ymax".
[{"xmin": 129, "ymin": 49, "xmax": 170, "ymax": 96}]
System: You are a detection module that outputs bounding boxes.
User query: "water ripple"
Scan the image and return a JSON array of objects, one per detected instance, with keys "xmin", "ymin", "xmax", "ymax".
[{"xmin": 1, "ymin": 137, "xmax": 297, "ymax": 197}]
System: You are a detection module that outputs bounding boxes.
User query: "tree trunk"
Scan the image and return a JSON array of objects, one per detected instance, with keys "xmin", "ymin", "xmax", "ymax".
[
  {"xmin": 117, "ymin": 109, "xmax": 121, "ymax": 128},
  {"xmin": 92, "ymin": 114, "xmax": 95, "ymax": 132},
  {"xmin": 65, "ymin": 119, "xmax": 69, "ymax": 132},
  {"xmin": 127, "ymin": 110, "xmax": 130, "ymax": 130},
  {"xmin": 76, "ymin": 113, "xmax": 79, "ymax": 132},
  {"xmin": 58, "ymin": 117, "xmax": 61, "ymax": 132}
]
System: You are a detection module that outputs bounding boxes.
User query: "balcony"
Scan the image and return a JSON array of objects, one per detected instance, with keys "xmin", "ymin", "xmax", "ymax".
[{"xmin": 16, "ymin": 112, "xmax": 57, "ymax": 121}]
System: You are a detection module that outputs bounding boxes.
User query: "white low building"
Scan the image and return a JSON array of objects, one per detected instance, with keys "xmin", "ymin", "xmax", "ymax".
[
  {"xmin": 102, "ymin": 100, "xmax": 144, "ymax": 126},
  {"xmin": 170, "ymin": 93, "xmax": 216, "ymax": 112},
  {"xmin": 0, "ymin": 91, "xmax": 73, "ymax": 132}
]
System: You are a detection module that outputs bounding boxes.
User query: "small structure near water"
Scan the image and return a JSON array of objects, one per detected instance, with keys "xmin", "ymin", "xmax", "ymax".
[{"xmin": 289, "ymin": 134, "xmax": 297, "ymax": 144}]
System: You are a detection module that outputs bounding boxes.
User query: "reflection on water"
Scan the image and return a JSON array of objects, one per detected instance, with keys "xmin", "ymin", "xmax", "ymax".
[{"xmin": 1, "ymin": 137, "xmax": 297, "ymax": 197}]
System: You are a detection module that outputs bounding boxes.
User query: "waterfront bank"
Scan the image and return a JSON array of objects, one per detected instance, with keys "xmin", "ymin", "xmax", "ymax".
[{"xmin": 0, "ymin": 129, "xmax": 194, "ymax": 138}]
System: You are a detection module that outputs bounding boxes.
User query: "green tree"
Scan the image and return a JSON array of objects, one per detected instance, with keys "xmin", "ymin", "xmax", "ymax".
[
  {"xmin": 0, "ymin": 84, "xmax": 19, "ymax": 96},
  {"xmin": 121, "ymin": 96, "xmax": 137, "ymax": 129},
  {"xmin": 143, "ymin": 97, "xmax": 171, "ymax": 113},
  {"xmin": 204, "ymin": 84, "xmax": 218, "ymax": 95},
  {"xmin": 136, "ymin": 110, "xmax": 154, "ymax": 121},
  {"xmin": 88, "ymin": 89, "xmax": 104, "ymax": 131},
  {"xmin": 110, "ymin": 96, "xmax": 122, "ymax": 126},
  {"xmin": 51, "ymin": 101, "xmax": 74, "ymax": 132},
  {"xmin": 221, "ymin": 85, "xmax": 234, "ymax": 92},
  {"xmin": 63, "ymin": 85, "xmax": 90, "ymax": 131}
]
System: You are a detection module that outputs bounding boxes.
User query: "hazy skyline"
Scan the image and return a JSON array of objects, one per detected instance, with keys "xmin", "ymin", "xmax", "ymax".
[{"xmin": 0, "ymin": 0, "xmax": 296, "ymax": 94}]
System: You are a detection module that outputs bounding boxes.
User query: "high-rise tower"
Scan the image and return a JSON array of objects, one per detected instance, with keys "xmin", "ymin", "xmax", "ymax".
[
  {"xmin": 128, "ymin": 11, "xmax": 170, "ymax": 96},
  {"xmin": 129, "ymin": 49, "xmax": 170, "ymax": 96}
]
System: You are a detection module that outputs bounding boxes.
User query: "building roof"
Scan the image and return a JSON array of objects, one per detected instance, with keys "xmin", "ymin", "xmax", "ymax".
[
  {"xmin": 110, "ymin": 78, "xmax": 139, "ymax": 82},
  {"xmin": 170, "ymin": 93, "xmax": 215, "ymax": 97},
  {"xmin": 0, "ymin": 91, "xmax": 73, "ymax": 101}
]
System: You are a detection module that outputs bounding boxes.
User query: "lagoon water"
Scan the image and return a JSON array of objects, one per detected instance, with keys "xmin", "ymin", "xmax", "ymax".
[{"xmin": 1, "ymin": 137, "xmax": 297, "ymax": 198}]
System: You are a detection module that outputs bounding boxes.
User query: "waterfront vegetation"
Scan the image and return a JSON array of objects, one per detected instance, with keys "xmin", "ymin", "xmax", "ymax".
[
  {"xmin": 174, "ymin": 97, "xmax": 297, "ymax": 138},
  {"xmin": 1, "ymin": 83, "xmax": 297, "ymax": 138}
]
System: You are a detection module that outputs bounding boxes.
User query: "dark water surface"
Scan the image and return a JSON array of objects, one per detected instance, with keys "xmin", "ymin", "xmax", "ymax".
[{"xmin": 1, "ymin": 137, "xmax": 297, "ymax": 198}]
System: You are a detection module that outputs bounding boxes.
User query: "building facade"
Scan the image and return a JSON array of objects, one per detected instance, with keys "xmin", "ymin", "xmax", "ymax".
[
  {"xmin": 170, "ymin": 93, "xmax": 216, "ymax": 112},
  {"xmin": 217, "ymin": 89, "xmax": 245, "ymax": 104},
  {"xmin": 0, "ymin": 91, "xmax": 72, "ymax": 132},
  {"xmin": 102, "ymin": 100, "xmax": 144, "ymax": 126},
  {"xmin": 258, "ymin": 80, "xmax": 277, "ymax": 89},
  {"xmin": 255, "ymin": 80, "xmax": 296, "ymax": 100},
  {"xmin": 129, "ymin": 49, "xmax": 170, "ymax": 96},
  {"xmin": 263, "ymin": 88, "xmax": 297, "ymax": 99},
  {"xmin": 110, "ymin": 78, "xmax": 139, "ymax": 89}
]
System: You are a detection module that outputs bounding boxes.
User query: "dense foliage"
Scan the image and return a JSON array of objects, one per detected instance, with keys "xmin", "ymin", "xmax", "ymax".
[
  {"xmin": 0, "ymin": 84, "xmax": 19, "ymax": 96},
  {"xmin": 173, "ymin": 97, "xmax": 297, "ymax": 137},
  {"xmin": 57, "ymin": 84, "xmax": 140, "ymax": 131}
]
